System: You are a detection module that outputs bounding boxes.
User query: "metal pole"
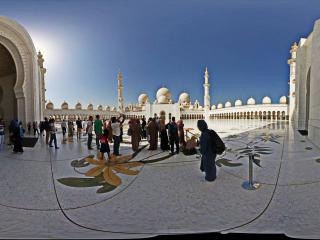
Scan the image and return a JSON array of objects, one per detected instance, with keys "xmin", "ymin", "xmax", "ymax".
[{"xmin": 242, "ymin": 153, "xmax": 261, "ymax": 190}]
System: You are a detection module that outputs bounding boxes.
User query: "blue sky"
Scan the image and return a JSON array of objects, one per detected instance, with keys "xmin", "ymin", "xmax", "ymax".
[{"xmin": 1, "ymin": 0, "xmax": 320, "ymax": 108}]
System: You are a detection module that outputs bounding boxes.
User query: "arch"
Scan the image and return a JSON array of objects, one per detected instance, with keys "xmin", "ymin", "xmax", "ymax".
[{"xmin": 0, "ymin": 16, "xmax": 43, "ymax": 124}]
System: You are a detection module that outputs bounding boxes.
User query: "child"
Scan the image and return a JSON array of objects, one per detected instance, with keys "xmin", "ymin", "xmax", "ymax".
[{"xmin": 100, "ymin": 128, "xmax": 111, "ymax": 160}]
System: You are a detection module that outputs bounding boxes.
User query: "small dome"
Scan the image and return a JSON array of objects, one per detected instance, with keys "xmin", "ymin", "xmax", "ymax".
[
  {"xmin": 198, "ymin": 106, "xmax": 203, "ymax": 110},
  {"xmin": 156, "ymin": 87, "xmax": 171, "ymax": 99},
  {"xmin": 179, "ymin": 92, "xmax": 190, "ymax": 105},
  {"xmin": 75, "ymin": 102, "xmax": 82, "ymax": 110},
  {"xmin": 105, "ymin": 106, "xmax": 110, "ymax": 111},
  {"xmin": 217, "ymin": 103, "xmax": 223, "ymax": 109},
  {"xmin": 138, "ymin": 93, "xmax": 149, "ymax": 105},
  {"xmin": 87, "ymin": 103, "xmax": 93, "ymax": 110},
  {"xmin": 211, "ymin": 105, "xmax": 216, "ymax": 110},
  {"xmin": 189, "ymin": 105, "xmax": 194, "ymax": 110},
  {"xmin": 111, "ymin": 106, "xmax": 117, "ymax": 111},
  {"xmin": 247, "ymin": 97, "xmax": 256, "ymax": 105},
  {"xmin": 157, "ymin": 95, "xmax": 168, "ymax": 104},
  {"xmin": 61, "ymin": 101, "xmax": 68, "ymax": 110},
  {"xmin": 46, "ymin": 101, "xmax": 54, "ymax": 110},
  {"xmin": 279, "ymin": 96, "xmax": 287, "ymax": 104},
  {"xmin": 97, "ymin": 105, "xmax": 103, "ymax": 111},
  {"xmin": 262, "ymin": 96, "xmax": 271, "ymax": 104},
  {"xmin": 235, "ymin": 99, "xmax": 242, "ymax": 106},
  {"xmin": 225, "ymin": 101, "xmax": 232, "ymax": 108}
]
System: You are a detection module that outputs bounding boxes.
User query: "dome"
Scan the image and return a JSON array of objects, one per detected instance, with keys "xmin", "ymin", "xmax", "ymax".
[
  {"xmin": 279, "ymin": 96, "xmax": 287, "ymax": 104},
  {"xmin": 105, "ymin": 106, "xmax": 110, "ymax": 111},
  {"xmin": 198, "ymin": 106, "xmax": 203, "ymax": 110},
  {"xmin": 211, "ymin": 105, "xmax": 216, "ymax": 110},
  {"xmin": 87, "ymin": 103, "xmax": 93, "ymax": 110},
  {"xmin": 262, "ymin": 96, "xmax": 271, "ymax": 104},
  {"xmin": 235, "ymin": 99, "xmax": 242, "ymax": 106},
  {"xmin": 247, "ymin": 97, "xmax": 256, "ymax": 105},
  {"xmin": 97, "ymin": 105, "xmax": 103, "ymax": 111},
  {"xmin": 111, "ymin": 106, "xmax": 117, "ymax": 111},
  {"xmin": 157, "ymin": 95, "xmax": 168, "ymax": 104},
  {"xmin": 125, "ymin": 106, "xmax": 130, "ymax": 111},
  {"xmin": 217, "ymin": 103, "xmax": 223, "ymax": 109},
  {"xmin": 75, "ymin": 102, "xmax": 82, "ymax": 110},
  {"xmin": 225, "ymin": 101, "xmax": 232, "ymax": 108},
  {"xmin": 179, "ymin": 92, "xmax": 190, "ymax": 105},
  {"xmin": 138, "ymin": 93, "xmax": 149, "ymax": 105},
  {"xmin": 46, "ymin": 101, "xmax": 54, "ymax": 110},
  {"xmin": 189, "ymin": 105, "xmax": 194, "ymax": 110},
  {"xmin": 61, "ymin": 101, "xmax": 68, "ymax": 110},
  {"xmin": 156, "ymin": 87, "xmax": 171, "ymax": 99}
]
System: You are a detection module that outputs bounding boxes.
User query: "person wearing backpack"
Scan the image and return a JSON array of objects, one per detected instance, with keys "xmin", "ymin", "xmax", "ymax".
[{"xmin": 197, "ymin": 119, "xmax": 216, "ymax": 182}]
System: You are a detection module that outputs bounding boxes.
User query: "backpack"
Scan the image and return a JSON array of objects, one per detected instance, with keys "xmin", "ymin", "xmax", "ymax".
[{"xmin": 209, "ymin": 129, "xmax": 225, "ymax": 154}]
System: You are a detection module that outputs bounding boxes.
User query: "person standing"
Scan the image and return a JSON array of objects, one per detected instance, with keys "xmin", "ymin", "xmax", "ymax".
[
  {"xmin": 168, "ymin": 117, "xmax": 179, "ymax": 154},
  {"xmin": 27, "ymin": 122, "xmax": 31, "ymax": 135},
  {"xmin": 33, "ymin": 121, "xmax": 40, "ymax": 136},
  {"xmin": 86, "ymin": 116, "xmax": 93, "ymax": 150},
  {"xmin": 94, "ymin": 115, "xmax": 103, "ymax": 150},
  {"xmin": 111, "ymin": 115, "xmax": 125, "ymax": 156},
  {"xmin": 159, "ymin": 118, "xmax": 170, "ymax": 151},
  {"xmin": 61, "ymin": 119, "xmax": 67, "ymax": 139},
  {"xmin": 197, "ymin": 119, "xmax": 216, "ymax": 182},
  {"xmin": 177, "ymin": 119, "xmax": 186, "ymax": 147},
  {"xmin": 141, "ymin": 118, "xmax": 147, "ymax": 139},
  {"xmin": 76, "ymin": 117, "xmax": 83, "ymax": 140},
  {"xmin": 147, "ymin": 118, "xmax": 158, "ymax": 150},
  {"xmin": 99, "ymin": 128, "xmax": 111, "ymax": 160},
  {"xmin": 0, "ymin": 118, "xmax": 5, "ymax": 150},
  {"xmin": 44, "ymin": 117, "xmax": 50, "ymax": 144},
  {"xmin": 13, "ymin": 120, "xmax": 23, "ymax": 153},
  {"xmin": 49, "ymin": 118, "xmax": 59, "ymax": 149},
  {"xmin": 128, "ymin": 118, "xmax": 141, "ymax": 152}
]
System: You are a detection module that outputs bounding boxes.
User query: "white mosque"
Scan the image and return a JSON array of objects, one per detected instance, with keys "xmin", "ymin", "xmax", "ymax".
[
  {"xmin": 1, "ymin": 15, "xmax": 320, "ymax": 147},
  {"xmin": 44, "ymin": 67, "xmax": 289, "ymax": 122}
]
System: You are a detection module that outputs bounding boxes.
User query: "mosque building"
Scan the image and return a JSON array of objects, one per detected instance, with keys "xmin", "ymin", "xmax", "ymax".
[{"xmin": 4, "ymin": 15, "xmax": 320, "ymax": 148}]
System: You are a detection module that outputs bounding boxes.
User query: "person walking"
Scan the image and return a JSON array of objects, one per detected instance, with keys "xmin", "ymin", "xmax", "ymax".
[
  {"xmin": 49, "ymin": 118, "xmax": 59, "ymax": 149},
  {"xmin": 94, "ymin": 115, "xmax": 103, "ymax": 150},
  {"xmin": 44, "ymin": 117, "xmax": 50, "ymax": 144},
  {"xmin": 168, "ymin": 117, "xmax": 179, "ymax": 154},
  {"xmin": 197, "ymin": 119, "xmax": 216, "ymax": 182},
  {"xmin": 86, "ymin": 116, "xmax": 93, "ymax": 150}
]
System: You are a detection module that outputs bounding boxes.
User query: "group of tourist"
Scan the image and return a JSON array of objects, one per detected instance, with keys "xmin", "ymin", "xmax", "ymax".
[{"xmin": 127, "ymin": 116, "xmax": 186, "ymax": 155}]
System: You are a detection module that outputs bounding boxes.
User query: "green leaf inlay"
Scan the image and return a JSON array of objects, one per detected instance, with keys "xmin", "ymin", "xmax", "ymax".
[
  {"xmin": 96, "ymin": 183, "xmax": 117, "ymax": 193},
  {"xmin": 57, "ymin": 177, "xmax": 104, "ymax": 187}
]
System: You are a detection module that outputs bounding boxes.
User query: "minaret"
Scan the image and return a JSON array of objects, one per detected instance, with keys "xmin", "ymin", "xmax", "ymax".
[
  {"xmin": 203, "ymin": 67, "xmax": 210, "ymax": 120},
  {"xmin": 287, "ymin": 42, "xmax": 298, "ymax": 121},
  {"xmin": 37, "ymin": 51, "xmax": 46, "ymax": 120},
  {"xmin": 117, "ymin": 70, "xmax": 124, "ymax": 113}
]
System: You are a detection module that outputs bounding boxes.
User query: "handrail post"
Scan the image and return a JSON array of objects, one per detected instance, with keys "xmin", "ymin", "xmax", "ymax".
[{"xmin": 242, "ymin": 153, "xmax": 261, "ymax": 190}]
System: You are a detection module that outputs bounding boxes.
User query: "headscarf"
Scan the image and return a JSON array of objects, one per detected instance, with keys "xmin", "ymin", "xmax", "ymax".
[{"xmin": 197, "ymin": 119, "xmax": 208, "ymax": 132}]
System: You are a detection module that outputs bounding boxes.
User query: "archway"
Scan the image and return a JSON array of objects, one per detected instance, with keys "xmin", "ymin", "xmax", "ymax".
[{"xmin": 0, "ymin": 43, "xmax": 17, "ymax": 123}]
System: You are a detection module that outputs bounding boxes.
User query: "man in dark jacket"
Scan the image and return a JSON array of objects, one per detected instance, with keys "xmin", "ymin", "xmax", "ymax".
[{"xmin": 197, "ymin": 119, "xmax": 216, "ymax": 182}]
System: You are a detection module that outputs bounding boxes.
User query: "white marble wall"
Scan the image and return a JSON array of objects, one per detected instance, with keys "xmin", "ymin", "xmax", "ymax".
[{"xmin": 308, "ymin": 19, "xmax": 320, "ymax": 147}]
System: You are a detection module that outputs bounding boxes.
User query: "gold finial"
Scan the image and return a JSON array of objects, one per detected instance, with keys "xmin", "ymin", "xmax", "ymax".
[{"xmin": 290, "ymin": 42, "xmax": 298, "ymax": 52}]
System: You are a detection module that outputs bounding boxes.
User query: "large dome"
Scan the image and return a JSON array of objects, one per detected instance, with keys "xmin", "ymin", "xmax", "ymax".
[
  {"xmin": 75, "ymin": 102, "xmax": 82, "ymax": 110},
  {"xmin": 225, "ymin": 101, "xmax": 232, "ymax": 108},
  {"xmin": 179, "ymin": 92, "xmax": 190, "ymax": 105},
  {"xmin": 138, "ymin": 93, "xmax": 149, "ymax": 105},
  {"xmin": 157, "ymin": 95, "xmax": 168, "ymax": 104},
  {"xmin": 279, "ymin": 96, "xmax": 287, "ymax": 104},
  {"xmin": 97, "ymin": 105, "xmax": 103, "ymax": 111},
  {"xmin": 156, "ymin": 87, "xmax": 171, "ymax": 99},
  {"xmin": 247, "ymin": 97, "xmax": 256, "ymax": 105},
  {"xmin": 235, "ymin": 99, "xmax": 242, "ymax": 106},
  {"xmin": 61, "ymin": 101, "xmax": 68, "ymax": 110},
  {"xmin": 262, "ymin": 96, "xmax": 271, "ymax": 104},
  {"xmin": 46, "ymin": 101, "xmax": 54, "ymax": 110},
  {"xmin": 87, "ymin": 103, "xmax": 93, "ymax": 110}
]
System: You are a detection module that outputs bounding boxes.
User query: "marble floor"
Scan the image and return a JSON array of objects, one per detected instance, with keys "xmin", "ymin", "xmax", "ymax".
[{"xmin": 0, "ymin": 121, "xmax": 319, "ymax": 239}]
